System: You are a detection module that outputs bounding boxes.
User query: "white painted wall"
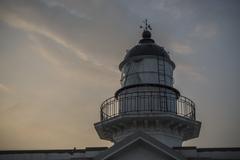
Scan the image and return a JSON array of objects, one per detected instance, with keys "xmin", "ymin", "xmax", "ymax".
[
  {"xmin": 108, "ymin": 143, "xmax": 173, "ymax": 160},
  {"xmin": 113, "ymin": 130, "xmax": 183, "ymax": 148}
]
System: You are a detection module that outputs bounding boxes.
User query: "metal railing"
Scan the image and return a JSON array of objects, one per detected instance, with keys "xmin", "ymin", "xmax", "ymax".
[{"xmin": 100, "ymin": 91, "xmax": 196, "ymax": 121}]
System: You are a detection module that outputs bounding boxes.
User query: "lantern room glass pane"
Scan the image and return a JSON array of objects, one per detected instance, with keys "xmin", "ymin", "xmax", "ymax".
[{"xmin": 121, "ymin": 57, "xmax": 174, "ymax": 87}]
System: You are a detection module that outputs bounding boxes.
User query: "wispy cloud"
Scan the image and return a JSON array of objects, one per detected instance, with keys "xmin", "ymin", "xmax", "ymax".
[
  {"xmin": 0, "ymin": 12, "xmax": 90, "ymax": 61},
  {"xmin": 190, "ymin": 23, "xmax": 218, "ymax": 39},
  {"xmin": 28, "ymin": 34, "xmax": 118, "ymax": 83},
  {"xmin": 0, "ymin": 11, "xmax": 119, "ymax": 74},
  {"xmin": 28, "ymin": 34, "xmax": 62, "ymax": 66},
  {"xmin": 176, "ymin": 64, "xmax": 206, "ymax": 82},
  {"xmin": 28, "ymin": 34, "xmax": 84, "ymax": 80},
  {"xmin": 42, "ymin": 0, "xmax": 91, "ymax": 20},
  {"xmin": 0, "ymin": 83, "xmax": 12, "ymax": 93},
  {"xmin": 0, "ymin": 0, "xmax": 238, "ymax": 149},
  {"xmin": 169, "ymin": 42, "xmax": 193, "ymax": 55}
]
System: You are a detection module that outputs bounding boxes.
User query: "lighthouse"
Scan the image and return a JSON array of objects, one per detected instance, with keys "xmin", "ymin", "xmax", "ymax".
[
  {"xmin": 94, "ymin": 20, "xmax": 201, "ymax": 147},
  {"xmin": 0, "ymin": 20, "xmax": 239, "ymax": 160}
]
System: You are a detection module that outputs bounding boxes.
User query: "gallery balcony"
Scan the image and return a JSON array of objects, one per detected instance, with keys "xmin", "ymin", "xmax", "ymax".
[
  {"xmin": 100, "ymin": 91, "xmax": 196, "ymax": 122},
  {"xmin": 95, "ymin": 90, "xmax": 201, "ymax": 142}
]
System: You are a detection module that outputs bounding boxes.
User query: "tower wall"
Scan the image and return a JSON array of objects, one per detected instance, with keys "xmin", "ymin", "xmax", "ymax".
[{"xmin": 117, "ymin": 86, "xmax": 177, "ymax": 115}]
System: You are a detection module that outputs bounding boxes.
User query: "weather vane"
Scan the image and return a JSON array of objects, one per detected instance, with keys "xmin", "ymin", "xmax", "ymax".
[{"xmin": 140, "ymin": 19, "xmax": 152, "ymax": 31}]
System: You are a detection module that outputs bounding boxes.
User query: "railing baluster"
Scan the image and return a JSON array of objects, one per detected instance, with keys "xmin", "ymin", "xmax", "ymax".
[{"xmin": 100, "ymin": 91, "xmax": 196, "ymax": 121}]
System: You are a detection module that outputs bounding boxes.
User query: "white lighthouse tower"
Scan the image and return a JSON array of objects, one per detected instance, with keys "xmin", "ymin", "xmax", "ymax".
[{"xmin": 95, "ymin": 20, "xmax": 201, "ymax": 147}]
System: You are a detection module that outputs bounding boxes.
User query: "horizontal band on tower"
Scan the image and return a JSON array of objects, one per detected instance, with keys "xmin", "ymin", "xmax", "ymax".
[{"xmin": 114, "ymin": 83, "xmax": 180, "ymax": 98}]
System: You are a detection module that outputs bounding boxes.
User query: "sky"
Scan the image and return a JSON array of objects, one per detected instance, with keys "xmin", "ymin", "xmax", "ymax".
[{"xmin": 0, "ymin": 0, "xmax": 239, "ymax": 150}]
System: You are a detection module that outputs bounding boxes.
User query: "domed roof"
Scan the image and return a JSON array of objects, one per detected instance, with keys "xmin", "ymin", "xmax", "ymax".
[
  {"xmin": 119, "ymin": 30, "xmax": 173, "ymax": 70},
  {"xmin": 124, "ymin": 42, "xmax": 170, "ymax": 60}
]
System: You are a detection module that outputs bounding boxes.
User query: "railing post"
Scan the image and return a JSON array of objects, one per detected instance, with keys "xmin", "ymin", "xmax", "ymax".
[{"xmin": 99, "ymin": 92, "xmax": 196, "ymax": 121}]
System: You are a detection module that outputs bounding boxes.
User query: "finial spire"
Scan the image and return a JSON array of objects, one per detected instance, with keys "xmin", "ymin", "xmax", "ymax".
[
  {"xmin": 140, "ymin": 19, "xmax": 152, "ymax": 31},
  {"xmin": 140, "ymin": 19, "xmax": 152, "ymax": 39}
]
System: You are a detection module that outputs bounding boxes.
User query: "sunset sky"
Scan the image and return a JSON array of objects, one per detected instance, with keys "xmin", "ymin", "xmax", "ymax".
[{"xmin": 0, "ymin": 0, "xmax": 239, "ymax": 149}]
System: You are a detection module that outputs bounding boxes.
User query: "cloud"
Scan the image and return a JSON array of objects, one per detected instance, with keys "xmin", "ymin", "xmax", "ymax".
[
  {"xmin": 0, "ymin": 10, "xmax": 119, "ymax": 74},
  {"xmin": 169, "ymin": 42, "xmax": 193, "ymax": 55},
  {"xmin": 190, "ymin": 23, "xmax": 218, "ymax": 39},
  {"xmin": 28, "ymin": 34, "xmax": 62, "ymax": 66},
  {"xmin": 0, "ymin": 0, "xmax": 238, "ymax": 149},
  {"xmin": 0, "ymin": 84, "xmax": 11, "ymax": 93},
  {"xmin": 176, "ymin": 64, "xmax": 206, "ymax": 82},
  {"xmin": 27, "ymin": 34, "xmax": 119, "ymax": 86},
  {"xmin": 150, "ymin": 0, "xmax": 183, "ymax": 19},
  {"xmin": 0, "ymin": 12, "xmax": 90, "ymax": 61},
  {"xmin": 42, "ymin": 0, "xmax": 91, "ymax": 20}
]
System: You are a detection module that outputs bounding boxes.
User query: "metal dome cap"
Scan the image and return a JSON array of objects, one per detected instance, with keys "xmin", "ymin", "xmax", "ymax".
[{"xmin": 119, "ymin": 29, "xmax": 175, "ymax": 70}]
